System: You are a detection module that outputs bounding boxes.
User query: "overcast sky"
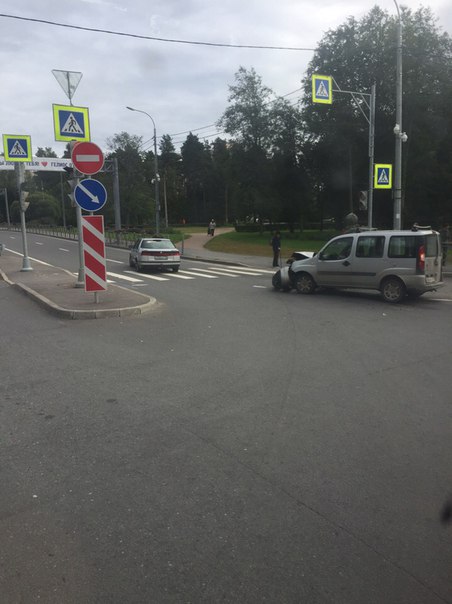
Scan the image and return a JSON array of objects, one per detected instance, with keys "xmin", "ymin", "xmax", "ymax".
[{"xmin": 1, "ymin": 0, "xmax": 451, "ymax": 156}]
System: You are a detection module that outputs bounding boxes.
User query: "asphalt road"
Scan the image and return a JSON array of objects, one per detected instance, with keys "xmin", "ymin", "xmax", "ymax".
[{"xmin": 1, "ymin": 232, "xmax": 452, "ymax": 603}]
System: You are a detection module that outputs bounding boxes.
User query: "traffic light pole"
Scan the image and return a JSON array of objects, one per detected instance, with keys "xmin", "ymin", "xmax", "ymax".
[
  {"xmin": 332, "ymin": 78, "xmax": 376, "ymax": 228},
  {"xmin": 15, "ymin": 163, "xmax": 32, "ymax": 272}
]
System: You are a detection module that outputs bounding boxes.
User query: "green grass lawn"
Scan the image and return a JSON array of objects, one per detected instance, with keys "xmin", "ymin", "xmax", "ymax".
[{"xmin": 202, "ymin": 230, "xmax": 337, "ymax": 257}]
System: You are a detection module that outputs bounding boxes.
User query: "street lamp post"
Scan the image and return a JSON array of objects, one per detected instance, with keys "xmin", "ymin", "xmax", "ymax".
[
  {"xmin": 393, "ymin": 0, "xmax": 407, "ymax": 229},
  {"xmin": 126, "ymin": 106, "xmax": 160, "ymax": 234}
]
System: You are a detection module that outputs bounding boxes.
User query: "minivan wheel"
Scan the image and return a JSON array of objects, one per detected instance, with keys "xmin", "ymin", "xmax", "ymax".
[
  {"xmin": 295, "ymin": 272, "xmax": 316, "ymax": 295},
  {"xmin": 381, "ymin": 277, "xmax": 406, "ymax": 303},
  {"xmin": 272, "ymin": 270, "xmax": 282, "ymax": 290}
]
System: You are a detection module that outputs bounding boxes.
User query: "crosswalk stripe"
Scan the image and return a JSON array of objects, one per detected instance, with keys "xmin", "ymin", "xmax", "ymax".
[
  {"xmin": 179, "ymin": 270, "xmax": 218, "ymax": 278},
  {"xmin": 227, "ymin": 266, "xmax": 275, "ymax": 274},
  {"xmin": 124, "ymin": 270, "xmax": 169, "ymax": 282},
  {"xmin": 206, "ymin": 267, "xmax": 263, "ymax": 276},
  {"xmin": 166, "ymin": 272, "xmax": 194, "ymax": 279},
  {"xmin": 192, "ymin": 268, "xmax": 239, "ymax": 277},
  {"xmin": 107, "ymin": 271, "xmax": 142, "ymax": 283}
]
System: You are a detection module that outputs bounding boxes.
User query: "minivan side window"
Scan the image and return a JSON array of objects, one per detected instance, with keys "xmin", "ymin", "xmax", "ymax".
[
  {"xmin": 356, "ymin": 236, "xmax": 385, "ymax": 258},
  {"xmin": 320, "ymin": 237, "xmax": 353, "ymax": 261},
  {"xmin": 425, "ymin": 234, "xmax": 438, "ymax": 257},
  {"xmin": 388, "ymin": 236, "xmax": 420, "ymax": 258}
]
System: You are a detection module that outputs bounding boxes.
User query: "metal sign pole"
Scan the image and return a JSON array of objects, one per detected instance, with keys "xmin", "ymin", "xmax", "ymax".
[
  {"xmin": 368, "ymin": 83, "xmax": 376, "ymax": 228},
  {"xmin": 3, "ymin": 188, "xmax": 11, "ymax": 227}
]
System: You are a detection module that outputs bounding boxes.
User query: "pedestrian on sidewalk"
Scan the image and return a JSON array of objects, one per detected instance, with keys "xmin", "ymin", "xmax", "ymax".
[
  {"xmin": 271, "ymin": 230, "xmax": 281, "ymax": 267},
  {"xmin": 208, "ymin": 219, "xmax": 216, "ymax": 237}
]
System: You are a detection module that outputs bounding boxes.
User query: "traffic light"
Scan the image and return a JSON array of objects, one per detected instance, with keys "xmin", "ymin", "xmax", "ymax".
[
  {"xmin": 64, "ymin": 165, "xmax": 79, "ymax": 207},
  {"xmin": 20, "ymin": 190, "xmax": 30, "ymax": 212}
]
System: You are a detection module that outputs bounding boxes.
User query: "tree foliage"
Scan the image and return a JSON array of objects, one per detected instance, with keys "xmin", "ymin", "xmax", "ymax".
[{"xmin": 4, "ymin": 7, "xmax": 451, "ymax": 231}]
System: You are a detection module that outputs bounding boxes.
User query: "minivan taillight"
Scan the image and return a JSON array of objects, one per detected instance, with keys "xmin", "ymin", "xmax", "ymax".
[{"xmin": 417, "ymin": 244, "xmax": 425, "ymax": 272}]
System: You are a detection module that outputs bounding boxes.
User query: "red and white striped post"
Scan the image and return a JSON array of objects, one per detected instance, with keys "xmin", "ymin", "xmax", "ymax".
[{"xmin": 81, "ymin": 215, "xmax": 107, "ymax": 302}]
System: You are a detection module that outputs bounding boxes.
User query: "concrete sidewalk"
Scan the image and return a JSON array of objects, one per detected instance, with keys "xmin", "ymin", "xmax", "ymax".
[{"xmin": 0, "ymin": 252, "xmax": 157, "ymax": 320}]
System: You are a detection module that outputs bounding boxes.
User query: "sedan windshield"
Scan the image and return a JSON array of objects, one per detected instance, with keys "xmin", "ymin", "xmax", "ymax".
[{"xmin": 141, "ymin": 240, "xmax": 175, "ymax": 250}]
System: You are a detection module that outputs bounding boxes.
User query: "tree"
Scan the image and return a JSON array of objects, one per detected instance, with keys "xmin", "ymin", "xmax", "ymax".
[
  {"xmin": 218, "ymin": 66, "xmax": 274, "ymax": 151},
  {"xmin": 106, "ymin": 132, "xmax": 151, "ymax": 227},
  {"xmin": 180, "ymin": 133, "xmax": 211, "ymax": 223},
  {"xmin": 301, "ymin": 6, "xmax": 452, "ymax": 227}
]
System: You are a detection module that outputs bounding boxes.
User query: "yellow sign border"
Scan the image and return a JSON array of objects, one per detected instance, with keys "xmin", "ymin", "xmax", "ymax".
[
  {"xmin": 374, "ymin": 163, "xmax": 393, "ymax": 189},
  {"xmin": 2, "ymin": 134, "xmax": 32, "ymax": 162},
  {"xmin": 53, "ymin": 104, "xmax": 90, "ymax": 142},
  {"xmin": 312, "ymin": 75, "xmax": 333, "ymax": 104}
]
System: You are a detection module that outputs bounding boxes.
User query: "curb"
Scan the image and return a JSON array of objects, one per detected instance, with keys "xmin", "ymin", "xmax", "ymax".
[{"xmin": 0, "ymin": 267, "xmax": 157, "ymax": 320}]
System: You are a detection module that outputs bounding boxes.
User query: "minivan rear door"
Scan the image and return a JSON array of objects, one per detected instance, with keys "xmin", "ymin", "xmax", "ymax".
[{"xmin": 424, "ymin": 233, "xmax": 442, "ymax": 284}]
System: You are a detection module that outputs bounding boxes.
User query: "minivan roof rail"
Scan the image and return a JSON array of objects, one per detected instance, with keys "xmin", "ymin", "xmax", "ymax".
[{"xmin": 411, "ymin": 223, "xmax": 432, "ymax": 231}]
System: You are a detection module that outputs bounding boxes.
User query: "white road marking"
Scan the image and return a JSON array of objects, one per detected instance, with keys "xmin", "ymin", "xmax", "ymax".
[
  {"xmin": 166, "ymin": 272, "xmax": 194, "ymax": 279},
  {"xmin": 5, "ymin": 248, "xmax": 52, "ymax": 265},
  {"xmin": 124, "ymin": 270, "xmax": 169, "ymax": 282},
  {"xmin": 193, "ymin": 268, "xmax": 238, "ymax": 277},
  {"xmin": 179, "ymin": 270, "xmax": 218, "ymax": 278},
  {"xmin": 107, "ymin": 258, "xmax": 124, "ymax": 264},
  {"xmin": 253, "ymin": 285, "xmax": 267, "ymax": 288},
  {"xmin": 59, "ymin": 248, "xmax": 70, "ymax": 252},
  {"xmin": 206, "ymin": 266, "xmax": 263, "ymax": 276},
  {"xmin": 35, "ymin": 242, "xmax": 44, "ymax": 245},
  {"xmin": 222, "ymin": 266, "xmax": 275, "ymax": 274},
  {"xmin": 107, "ymin": 271, "xmax": 142, "ymax": 283}
]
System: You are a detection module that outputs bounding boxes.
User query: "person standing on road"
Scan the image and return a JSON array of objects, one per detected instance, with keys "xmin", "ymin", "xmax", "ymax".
[
  {"xmin": 208, "ymin": 219, "xmax": 216, "ymax": 237},
  {"xmin": 271, "ymin": 230, "xmax": 281, "ymax": 267}
]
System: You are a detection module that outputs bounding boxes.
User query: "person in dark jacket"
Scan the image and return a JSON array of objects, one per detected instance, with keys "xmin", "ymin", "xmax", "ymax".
[{"xmin": 271, "ymin": 231, "xmax": 281, "ymax": 267}]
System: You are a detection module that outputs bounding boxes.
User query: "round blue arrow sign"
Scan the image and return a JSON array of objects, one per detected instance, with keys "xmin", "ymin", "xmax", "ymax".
[{"xmin": 74, "ymin": 178, "xmax": 107, "ymax": 212}]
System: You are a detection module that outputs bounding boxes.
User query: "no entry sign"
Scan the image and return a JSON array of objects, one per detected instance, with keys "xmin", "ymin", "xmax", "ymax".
[{"xmin": 72, "ymin": 141, "xmax": 104, "ymax": 175}]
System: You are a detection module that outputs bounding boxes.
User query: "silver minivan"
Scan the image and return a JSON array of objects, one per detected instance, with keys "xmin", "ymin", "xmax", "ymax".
[{"xmin": 273, "ymin": 228, "xmax": 443, "ymax": 303}]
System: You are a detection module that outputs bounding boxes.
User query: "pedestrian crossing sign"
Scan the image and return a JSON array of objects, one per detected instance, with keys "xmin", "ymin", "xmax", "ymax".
[
  {"xmin": 53, "ymin": 104, "xmax": 90, "ymax": 142},
  {"xmin": 312, "ymin": 75, "xmax": 333, "ymax": 104},
  {"xmin": 2, "ymin": 134, "xmax": 32, "ymax": 161},
  {"xmin": 374, "ymin": 164, "xmax": 393, "ymax": 189}
]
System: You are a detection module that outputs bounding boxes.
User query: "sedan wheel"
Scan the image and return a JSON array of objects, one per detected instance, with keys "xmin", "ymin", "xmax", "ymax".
[{"xmin": 295, "ymin": 272, "xmax": 316, "ymax": 294}]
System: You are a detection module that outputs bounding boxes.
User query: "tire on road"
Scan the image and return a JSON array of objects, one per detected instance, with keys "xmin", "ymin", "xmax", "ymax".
[
  {"xmin": 295, "ymin": 272, "xmax": 316, "ymax": 295},
  {"xmin": 380, "ymin": 277, "xmax": 406, "ymax": 303}
]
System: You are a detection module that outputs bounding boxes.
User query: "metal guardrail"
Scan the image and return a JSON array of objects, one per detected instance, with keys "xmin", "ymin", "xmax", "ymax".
[
  {"xmin": 0, "ymin": 223, "xmax": 135, "ymax": 249},
  {"xmin": 0, "ymin": 224, "xmax": 187, "ymax": 252}
]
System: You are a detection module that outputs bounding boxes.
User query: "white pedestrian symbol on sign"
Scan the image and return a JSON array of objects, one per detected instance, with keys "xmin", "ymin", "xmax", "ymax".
[
  {"xmin": 378, "ymin": 169, "xmax": 389, "ymax": 185},
  {"xmin": 316, "ymin": 81, "xmax": 329, "ymax": 98},
  {"xmin": 62, "ymin": 113, "xmax": 83, "ymax": 134},
  {"xmin": 10, "ymin": 140, "xmax": 27, "ymax": 156}
]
